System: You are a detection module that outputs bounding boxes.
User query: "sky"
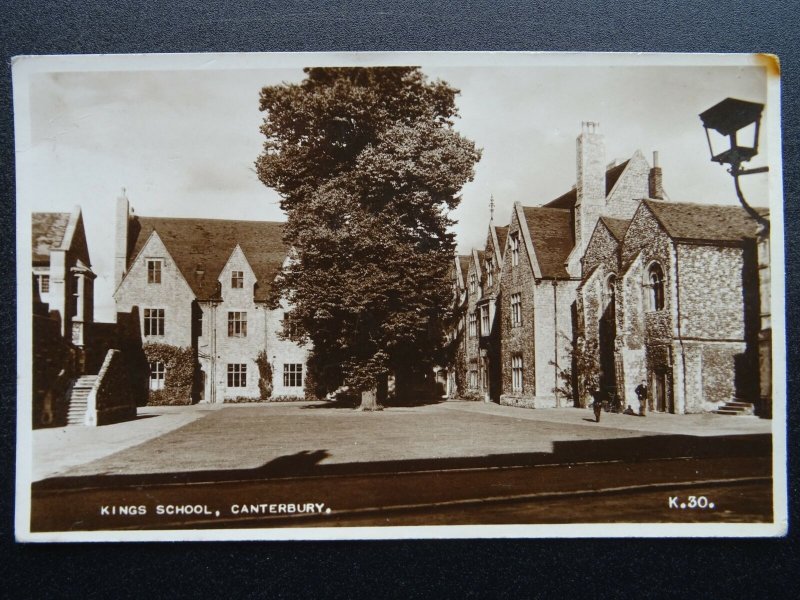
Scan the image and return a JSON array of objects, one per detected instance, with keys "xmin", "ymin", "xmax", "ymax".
[{"xmin": 15, "ymin": 54, "xmax": 772, "ymax": 321}]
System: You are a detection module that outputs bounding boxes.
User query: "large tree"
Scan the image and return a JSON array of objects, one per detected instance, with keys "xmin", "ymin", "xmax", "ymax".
[{"xmin": 257, "ymin": 67, "xmax": 480, "ymax": 409}]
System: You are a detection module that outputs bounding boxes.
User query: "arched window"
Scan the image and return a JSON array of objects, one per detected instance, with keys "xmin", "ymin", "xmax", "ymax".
[
  {"xmin": 603, "ymin": 274, "xmax": 616, "ymax": 311},
  {"xmin": 648, "ymin": 263, "xmax": 665, "ymax": 311}
]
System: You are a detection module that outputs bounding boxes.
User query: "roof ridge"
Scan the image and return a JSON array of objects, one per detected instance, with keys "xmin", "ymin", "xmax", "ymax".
[{"xmin": 137, "ymin": 214, "xmax": 287, "ymax": 225}]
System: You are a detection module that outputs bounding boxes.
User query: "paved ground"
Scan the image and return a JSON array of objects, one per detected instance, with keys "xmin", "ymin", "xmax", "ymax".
[
  {"xmin": 31, "ymin": 404, "xmax": 221, "ymax": 481},
  {"xmin": 32, "ymin": 399, "xmax": 772, "ymax": 482}
]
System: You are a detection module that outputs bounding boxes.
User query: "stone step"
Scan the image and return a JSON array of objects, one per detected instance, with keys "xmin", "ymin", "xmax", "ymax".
[{"xmin": 714, "ymin": 409, "xmax": 755, "ymax": 416}]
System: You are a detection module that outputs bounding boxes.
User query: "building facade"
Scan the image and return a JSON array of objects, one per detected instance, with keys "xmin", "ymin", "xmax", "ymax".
[
  {"xmin": 495, "ymin": 122, "xmax": 665, "ymax": 408},
  {"xmin": 113, "ymin": 193, "xmax": 309, "ymax": 403},
  {"xmin": 31, "ymin": 208, "xmax": 97, "ymax": 425},
  {"xmin": 578, "ymin": 200, "xmax": 762, "ymax": 413},
  {"xmin": 32, "ymin": 207, "xmax": 96, "ymax": 348}
]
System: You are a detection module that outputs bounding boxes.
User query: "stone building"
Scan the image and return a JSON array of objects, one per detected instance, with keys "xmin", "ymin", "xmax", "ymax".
[
  {"xmin": 32, "ymin": 207, "xmax": 95, "ymax": 349},
  {"xmin": 496, "ymin": 122, "xmax": 664, "ymax": 408},
  {"xmin": 441, "ymin": 253, "xmax": 472, "ymax": 398},
  {"xmin": 31, "ymin": 208, "xmax": 96, "ymax": 425},
  {"xmin": 32, "ymin": 207, "xmax": 137, "ymax": 427},
  {"xmin": 578, "ymin": 200, "xmax": 763, "ymax": 413},
  {"xmin": 461, "ymin": 222, "xmax": 508, "ymax": 401},
  {"xmin": 113, "ymin": 193, "xmax": 308, "ymax": 403},
  {"xmin": 462, "ymin": 248, "xmax": 485, "ymax": 399}
]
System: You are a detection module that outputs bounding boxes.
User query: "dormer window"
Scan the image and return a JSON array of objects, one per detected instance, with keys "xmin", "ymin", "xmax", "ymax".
[
  {"xmin": 469, "ymin": 273, "xmax": 476, "ymax": 294},
  {"xmin": 486, "ymin": 258, "xmax": 493, "ymax": 287},
  {"xmin": 510, "ymin": 233, "xmax": 520, "ymax": 267},
  {"xmin": 38, "ymin": 274, "xmax": 50, "ymax": 294},
  {"xmin": 147, "ymin": 259, "xmax": 162, "ymax": 284},
  {"xmin": 231, "ymin": 270, "xmax": 244, "ymax": 289}
]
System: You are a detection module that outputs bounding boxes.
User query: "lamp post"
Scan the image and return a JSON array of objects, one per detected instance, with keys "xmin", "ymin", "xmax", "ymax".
[
  {"xmin": 699, "ymin": 97, "xmax": 771, "ymax": 417},
  {"xmin": 699, "ymin": 97, "xmax": 770, "ymax": 230}
]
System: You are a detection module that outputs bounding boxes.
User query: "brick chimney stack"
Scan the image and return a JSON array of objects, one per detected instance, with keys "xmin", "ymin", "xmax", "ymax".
[
  {"xmin": 648, "ymin": 151, "xmax": 664, "ymax": 199},
  {"xmin": 114, "ymin": 188, "xmax": 130, "ymax": 291},
  {"xmin": 575, "ymin": 121, "xmax": 606, "ymax": 255}
]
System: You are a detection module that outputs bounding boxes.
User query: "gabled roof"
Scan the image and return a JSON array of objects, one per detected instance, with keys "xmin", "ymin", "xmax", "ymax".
[
  {"xmin": 128, "ymin": 216, "xmax": 287, "ymax": 302},
  {"xmin": 543, "ymin": 188, "xmax": 577, "ymax": 210},
  {"xmin": 32, "ymin": 212, "xmax": 71, "ymax": 264},
  {"xmin": 604, "ymin": 160, "xmax": 630, "ymax": 196},
  {"xmin": 644, "ymin": 200, "xmax": 766, "ymax": 243},
  {"xmin": 543, "ymin": 159, "xmax": 632, "ymax": 210},
  {"xmin": 458, "ymin": 255, "xmax": 472, "ymax": 284},
  {"xmin": 521, "ymin": 206, "xmax": 575, "ymax": 278},
  {"xmin": 493, "ymin": 225, "xmax": 509, "ymax": 257},
  {"xmin": 599, "ymin": 216, "xmax": 631, "ymax": 241}
]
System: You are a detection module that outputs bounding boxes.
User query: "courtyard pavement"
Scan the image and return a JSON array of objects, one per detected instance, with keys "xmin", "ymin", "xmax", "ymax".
[{"xmin": 30, "ymin": 399, "xmax": 773, "ymax": 483}]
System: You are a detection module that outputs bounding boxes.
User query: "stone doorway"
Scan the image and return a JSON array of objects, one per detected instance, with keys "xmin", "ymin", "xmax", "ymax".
[{"xmin": 652, "ymin": 370, "xmax": 673, "ymax": 413}]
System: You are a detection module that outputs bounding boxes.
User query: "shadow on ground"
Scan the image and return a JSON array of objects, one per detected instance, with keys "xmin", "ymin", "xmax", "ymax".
[{"xmin": 32, "ymin": 432, "xmax": 772, "ymax": 492}]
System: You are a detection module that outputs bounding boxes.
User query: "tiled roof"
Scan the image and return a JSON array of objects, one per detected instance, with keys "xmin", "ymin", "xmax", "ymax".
[
  {"xmin": 605, "ymin": 160, "xmax": 630, "ymax": 195},
  {"xmin": 599, "ymin": 216, "xmax": 631, "ymax": 241},
  {"xmin": 32, "ymin": 212, "xmax": 71, "ymax": 264},
  {"xmin": 543, "ymin": 160, "xmax": 632, "ymax": 209},
  {"xmin": 458, "ymin": 255, "xmax": 471, "ymax": 283},
  {"xmin": 493, "ymin": 225, "xmax": 509, "ymax": 257},
  {"xmin": 644, "ymin": 200, "xmax": 766, "ymax": 242},
  {"xmin": 521, "ymin": 206, "xmax": 575, "ymax": 278},
  {"xmin": 543, "ymin": 188, "xmax": 577, "ymax": 210},
  {"xmin": 128, "ymin": 216, "xmax": 287, "ymax": 302}
]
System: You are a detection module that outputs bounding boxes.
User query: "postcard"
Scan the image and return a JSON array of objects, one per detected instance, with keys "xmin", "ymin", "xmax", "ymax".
[{"xmin": 13, "ymin": 52, "xmax": 786, "ymax": 541}]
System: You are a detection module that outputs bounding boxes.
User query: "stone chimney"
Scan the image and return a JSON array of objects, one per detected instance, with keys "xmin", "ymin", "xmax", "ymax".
[
  {"xmin": 575, "ymin": 121, "xmax": 606, "ymax": 254},
  {"xmin": 114, "ymin": 188, "xmax": 131, "ymax": 291},
  {"xmin": 649, "ymin": 151, "xmax": 664, "ymax": 199}
]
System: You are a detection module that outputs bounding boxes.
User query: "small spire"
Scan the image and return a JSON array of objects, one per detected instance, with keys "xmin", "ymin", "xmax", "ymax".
[{"xmin": 489, "ymin": 194, "xmax": 495, "ymax": 222}]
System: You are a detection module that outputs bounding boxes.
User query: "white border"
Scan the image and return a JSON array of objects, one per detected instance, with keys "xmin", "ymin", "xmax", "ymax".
[{"xmin": 14, "ymin": 51, "xmax": 787, "ymax": 542}]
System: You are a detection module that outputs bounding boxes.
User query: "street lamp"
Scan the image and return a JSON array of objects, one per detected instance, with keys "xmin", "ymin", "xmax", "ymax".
[
  {"xmin": 699, "ymin": 97, "xmax": 769, "ymax": 230},
  {"xmin": 700, "ymin": 97, "xmax": 772, "ymax": 418}
]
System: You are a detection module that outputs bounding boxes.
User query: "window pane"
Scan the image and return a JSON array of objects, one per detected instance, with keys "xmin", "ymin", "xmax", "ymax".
[{"xmin": 147, "ymin": 260, "xmax": 162, "ymax": 284}]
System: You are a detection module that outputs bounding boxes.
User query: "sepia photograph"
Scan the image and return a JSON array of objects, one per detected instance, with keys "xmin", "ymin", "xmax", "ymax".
[{"xmin": 13, "ymin": 52, "xmax": 786, "ymax": 541}]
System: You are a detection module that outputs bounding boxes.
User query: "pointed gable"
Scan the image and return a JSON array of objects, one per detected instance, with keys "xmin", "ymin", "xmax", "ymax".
[
  {"xmin": 127, "ymin": 216, "xmax": 287, "ymax": 302},
  {"xmin": 542, "ymin": 158, "xmax": 638, "ymax": 211},
  {"xmin": 521, "ymin": 206, "xmax": 575, "ymax": 279},
  {"xmin": 604, "ymin": 160, "xmax": 630, "ymax": 196},
  {"xmin": 493, "ymin": 225, "xmax": 509, "ymax": 262},
  {"xmin": 599, "ymin": 216, "xmax": 631, "ymax": 241},
  {"xmin": 458, "ymin": 255, "xmax": 471, "ymax": 286}
]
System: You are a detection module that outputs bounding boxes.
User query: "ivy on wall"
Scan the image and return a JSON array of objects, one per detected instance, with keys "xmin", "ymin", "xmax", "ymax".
[
  {"xmin": 142, "ymin": 342, "xmax": 194, "ymax": 405},
  {"xmin": 255, "ymin": 349, "xmax": 273, "ymax": 401}
]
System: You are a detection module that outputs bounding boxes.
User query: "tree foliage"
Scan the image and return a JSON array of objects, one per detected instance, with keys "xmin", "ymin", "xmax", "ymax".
[{"xmin": 257, "ymin": 67, "xmax": 481, "ymax": 394}]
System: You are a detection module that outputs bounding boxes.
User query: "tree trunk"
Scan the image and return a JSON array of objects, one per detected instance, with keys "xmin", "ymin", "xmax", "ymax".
[{"xmin": 359, "ymin": 387, "xmax": 381, "ymax": 411}]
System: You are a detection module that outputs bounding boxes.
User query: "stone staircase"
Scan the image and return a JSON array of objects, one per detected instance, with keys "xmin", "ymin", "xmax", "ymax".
[
  {"xmin": 66, "ymin": 375, "xmax": 97, "ymax": 426},
  {"xmin": 714, "ymin": 399, "xmax": 755, "ymax": 416}
]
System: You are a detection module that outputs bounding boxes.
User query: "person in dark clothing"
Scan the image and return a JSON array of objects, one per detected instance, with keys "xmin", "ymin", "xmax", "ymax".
[
  {"xmin": 635, "ymin": 380, "xmax": 648, "ymax": 417},
  {"xmin": 590, "ymin": 387, "xmax": 603, "ymax": 422}
]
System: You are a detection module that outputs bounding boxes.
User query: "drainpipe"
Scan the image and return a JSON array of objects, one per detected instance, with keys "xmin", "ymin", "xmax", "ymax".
[
  {"xmin": 672, "ymin": 242, "xmax": 688, "ymax": 414},
  {"xmin": 209, "ymin": 303, "xmax": 216, "ymax": 404},
  {"xmin": 552, "ymin": 279, "xmax": 559, "ymax": 408}
]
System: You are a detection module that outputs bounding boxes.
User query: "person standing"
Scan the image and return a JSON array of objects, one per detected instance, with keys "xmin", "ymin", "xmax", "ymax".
[
  {"xmin": 591, "ymin": 387, "xmax": 603, "ymax": 422},
  {"xmin": 635, "ymin": 380, "xmax": 648, "ymax": 417}
]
